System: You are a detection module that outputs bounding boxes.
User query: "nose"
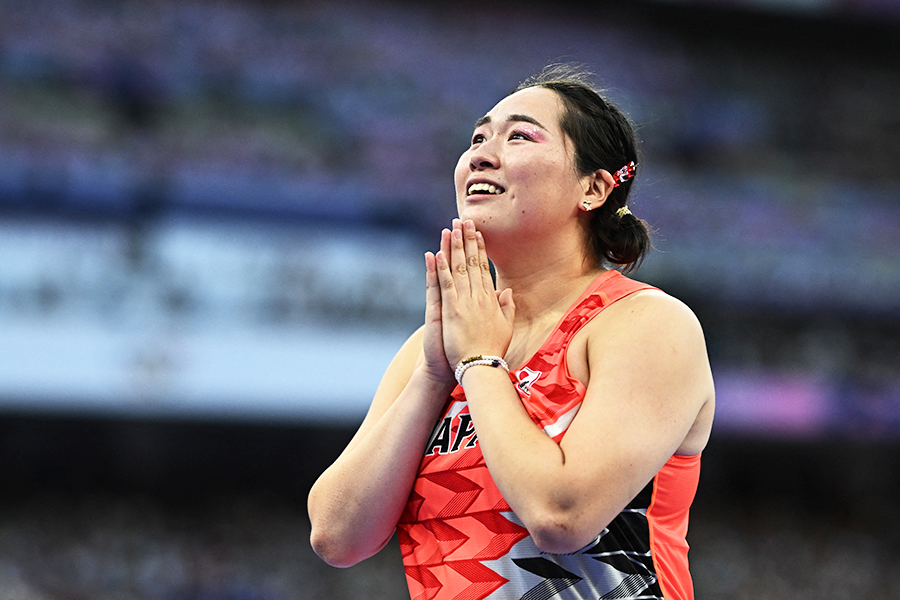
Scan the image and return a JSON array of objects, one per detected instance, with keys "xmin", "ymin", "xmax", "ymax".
[{"xmin": 468, "ymin": 139, "xmax": 500, "ymax": 171}]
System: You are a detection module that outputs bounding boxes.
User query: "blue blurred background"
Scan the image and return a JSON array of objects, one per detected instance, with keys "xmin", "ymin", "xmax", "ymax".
[{"xmin": 0, "ymin": 0, "xmax": 898, "ymax": 598}]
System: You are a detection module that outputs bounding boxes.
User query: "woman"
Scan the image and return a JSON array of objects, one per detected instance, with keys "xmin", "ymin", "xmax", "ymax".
[{"xmin": 308, "ymin": 64, "xmax": 715, "ymax": 600}]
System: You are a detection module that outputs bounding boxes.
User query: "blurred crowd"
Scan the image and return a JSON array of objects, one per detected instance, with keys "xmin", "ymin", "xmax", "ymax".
[
  {"xmin": 1, "ymin": 0, "xmax": 899, "ymax": 308},
  {"xmin": 1, "ymin": 0, "xmax": 898, "ymax": 242},
  {"xmin": 0, "ymin": 490, "xmax": 897, "ymax": 600},
  {"xmin": 0, "ymin": 0, "xmax": 899, "ymax": 597}
]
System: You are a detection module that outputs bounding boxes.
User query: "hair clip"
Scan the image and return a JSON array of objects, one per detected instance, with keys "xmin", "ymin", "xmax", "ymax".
[
  {"xmin": 612, "ymin": 161, "xmax": 637, "ymax": 187},
  {"xmin": 615, "ymin": 206, "xmax": 631, "ymax": 218}
]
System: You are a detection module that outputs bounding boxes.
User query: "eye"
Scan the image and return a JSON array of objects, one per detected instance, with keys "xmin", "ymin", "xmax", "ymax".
[
  {"xmin": 471, "ymin": 133, "xmax": 486, "ymax": 145},
  {"xmin": 509, "ymin": 130, "xmax": 532, "ymax": 141}
]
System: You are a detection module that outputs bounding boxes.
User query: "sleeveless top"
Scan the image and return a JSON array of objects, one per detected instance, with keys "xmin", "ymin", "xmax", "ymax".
[{"xmin": 397, "ymin": 271, "xmax": 700, "ymax": 600}]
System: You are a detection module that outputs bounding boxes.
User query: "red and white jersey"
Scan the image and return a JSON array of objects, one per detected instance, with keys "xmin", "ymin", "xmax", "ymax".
[{"xmin": 397, "ymin": 271, "xmax": 700, "ymax": 600}]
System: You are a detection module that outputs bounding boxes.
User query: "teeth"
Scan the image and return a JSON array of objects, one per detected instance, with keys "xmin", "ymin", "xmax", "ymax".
[{"xmin": 467, "ymin": 183, "xmax": 504, "ymax": 195}]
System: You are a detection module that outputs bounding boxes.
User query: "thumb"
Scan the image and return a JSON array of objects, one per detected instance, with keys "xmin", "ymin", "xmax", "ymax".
[{"xmin": 498, "ymin": 288, "xmax": 515, "ymax": 324}]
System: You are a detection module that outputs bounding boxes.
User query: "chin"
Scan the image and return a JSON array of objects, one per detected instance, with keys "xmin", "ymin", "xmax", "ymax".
[
  {"xmin": 459, "ymin": 202, "xmax": 496, "ymax": 222},
  {"xmin": 459, "ymin": 211, "xmax": 493, "ymax": 230}
]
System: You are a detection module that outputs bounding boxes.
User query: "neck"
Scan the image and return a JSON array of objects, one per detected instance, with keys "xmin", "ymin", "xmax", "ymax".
[
  {"xmin": 494, "ymin": 251, "xmax": 605, "ymax": 325},
  {"xmin": 480, "ymin": 215, "xmax": 602, "ymax": 323}
]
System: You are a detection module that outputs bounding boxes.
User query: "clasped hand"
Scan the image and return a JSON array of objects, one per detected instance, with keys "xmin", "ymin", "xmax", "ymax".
[{"xmin": 423, "ymin": 219, "xmax": 515, "ymax": 382}]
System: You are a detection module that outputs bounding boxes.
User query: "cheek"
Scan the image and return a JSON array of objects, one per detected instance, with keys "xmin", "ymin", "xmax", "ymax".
[
  {"xmin": 453, "ymin": 154, "xmax": 469, "ymax": 196},
  {"xmin": 513, "ymin": 157, "xmax": 567, "ymax": 192},
  {"xmin": 517, "ymin": 162, "xmax": 581, "ymax": 212},
  {"xmin": 453, "ymin": 152, "xmax": 469, "ymax": 185}
]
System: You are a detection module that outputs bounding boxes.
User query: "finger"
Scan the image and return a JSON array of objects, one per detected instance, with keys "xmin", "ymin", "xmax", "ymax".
[
  {"xmin": 449, "ymin": 220, "xmax": 470, "ymax": 296},
  {"xmin": 438, "ymin": 228, "xmax": 454, "ymax": 293},
  {"xmin": 424, "ymin": 252, "xmax": 453, "ymax": 377},
  {"xmin": 440, "ymin": 227, "xmax": 451, "ymax": 261},
  {"xmin": 462, "ymin": 220, "xmax": 484, "ymax": 292},
  {"xmin": 498, "ymin": 287, "xmax": 516, "ymax": 325},
  {"xmin": 475, "ymin": 230, "xmax": 494, "ymax": 294},
  {"xmin": 424, "ymin": 252, "xmax": 441, "ymax": 323},
  {"xmin": 435, "ymin": 248, "xmax": 457, "ymax": 304}
]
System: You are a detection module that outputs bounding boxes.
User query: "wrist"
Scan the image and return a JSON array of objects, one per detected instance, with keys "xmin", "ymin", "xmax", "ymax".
[
  {"xmin": 455, "ymin": 355, "xmax": 510, "ymax": 386},
  {"xmin": 412, "ymin": 363, "xmax": 458, "ymax": 395}
]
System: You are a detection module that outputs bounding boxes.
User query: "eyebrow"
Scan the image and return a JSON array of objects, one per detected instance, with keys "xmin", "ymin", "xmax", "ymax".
[{"xmin": 474, "ymin": 113, "xmax": 547, "ymax": 131}]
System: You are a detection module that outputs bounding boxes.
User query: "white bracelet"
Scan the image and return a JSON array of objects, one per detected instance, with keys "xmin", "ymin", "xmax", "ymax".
[{"xmin": 454, "ymin": 355, "xmax": 510, "ymax": 385}]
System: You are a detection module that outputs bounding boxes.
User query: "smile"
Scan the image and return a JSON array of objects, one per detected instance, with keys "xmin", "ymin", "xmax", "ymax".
[{"xmin": 467, "ymin": 182, "xmax": 505, "ymax": 196}]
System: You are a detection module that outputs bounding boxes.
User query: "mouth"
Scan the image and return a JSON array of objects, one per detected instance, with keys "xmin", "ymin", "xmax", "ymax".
[{"xmin": 467, "ymin": 182, "xmax": 505, "ymax": 196}]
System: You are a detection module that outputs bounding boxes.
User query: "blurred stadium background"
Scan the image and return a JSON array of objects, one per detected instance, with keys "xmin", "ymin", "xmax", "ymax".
[{"xmin": 0, "ymin": 0, "xmax": 898, "ymax": 597}]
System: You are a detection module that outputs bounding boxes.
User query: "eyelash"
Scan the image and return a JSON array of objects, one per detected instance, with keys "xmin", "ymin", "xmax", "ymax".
[{"xmin": 470, "ymin": 131, "xmax": 532, "ymax": 145}]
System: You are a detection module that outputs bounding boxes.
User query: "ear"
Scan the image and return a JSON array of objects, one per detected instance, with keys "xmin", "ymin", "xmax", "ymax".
[{"xmin": 578, "ymin": 169, "xmax": 616, "ymax": 212}]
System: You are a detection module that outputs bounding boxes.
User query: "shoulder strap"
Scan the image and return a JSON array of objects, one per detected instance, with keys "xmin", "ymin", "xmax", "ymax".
[{"xmin": 552, "ymin": 271, "xmax": 656, "ymax": 347}]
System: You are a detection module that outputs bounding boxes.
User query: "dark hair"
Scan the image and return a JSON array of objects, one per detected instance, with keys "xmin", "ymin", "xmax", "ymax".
[{"xmin": 514, "ymin": 64, "xmax": 651, "ymax": 272}]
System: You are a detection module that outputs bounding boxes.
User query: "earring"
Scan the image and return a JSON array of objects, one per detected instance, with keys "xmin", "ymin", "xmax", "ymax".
[{"xmin": 582, "ymin": 199, "xmax": 593, "ymax": 211}]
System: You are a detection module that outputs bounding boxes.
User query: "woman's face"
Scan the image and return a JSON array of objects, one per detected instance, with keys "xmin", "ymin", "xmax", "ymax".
[{"xmin": 454, "ymin": 86, "xmax": 588, "ymax": 234}]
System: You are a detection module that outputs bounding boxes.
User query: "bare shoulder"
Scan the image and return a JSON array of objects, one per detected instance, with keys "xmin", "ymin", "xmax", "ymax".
[
  {"xmin": 568, "ymin": 288, "xmax": 715, "ymax": 455},
  {"xmin": 595, "ymin": 287, "xmax": 710, "ymax": 376},
  {"xmin": 606, "ymin": 288, "xmax": 703, "ymax": 332},
  {"xmin": 570, "ymin": 288, "xmax": 708, "ymax": 375},
  {"xmin": 585, "ymin": 289, "xmax": 709, "ymax": 367}
]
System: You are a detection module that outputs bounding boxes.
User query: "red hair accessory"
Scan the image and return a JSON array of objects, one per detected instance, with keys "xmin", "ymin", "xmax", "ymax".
[{"xmin": 612, "ymin": 161, "xmax": 637, "ymax": 187}]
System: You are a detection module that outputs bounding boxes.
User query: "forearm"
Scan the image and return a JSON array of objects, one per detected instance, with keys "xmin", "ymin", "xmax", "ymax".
[
  {"xmin": 308, "ymin": 368, "xmax": 454, "ymax": 567},
  {"xmin": 460, "ymin": 367, "xmax": 610, "ymax": 552}
]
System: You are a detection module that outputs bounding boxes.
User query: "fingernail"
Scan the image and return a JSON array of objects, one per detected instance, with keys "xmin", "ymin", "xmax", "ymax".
[{"xmin": 464, "ymin": 220, "xmax": 474, "ymax": 232}]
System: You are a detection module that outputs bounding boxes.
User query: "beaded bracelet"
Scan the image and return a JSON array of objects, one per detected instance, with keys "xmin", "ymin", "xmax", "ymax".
[{"xmin": 454, "ymin": 355, "xmax": 510, "ymax": 385}]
